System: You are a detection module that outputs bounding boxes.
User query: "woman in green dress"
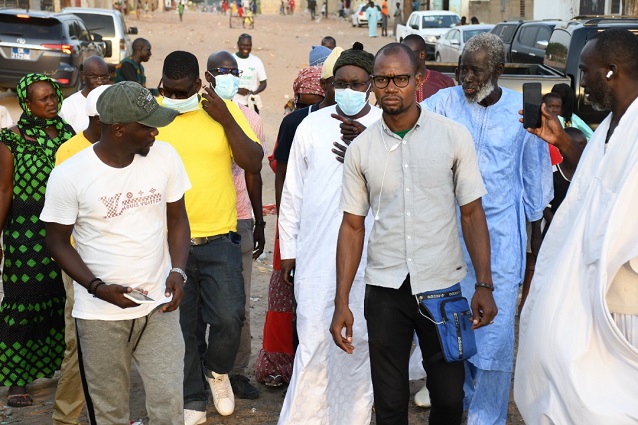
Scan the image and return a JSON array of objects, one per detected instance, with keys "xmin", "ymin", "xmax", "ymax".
[{"xmin": 0, "ymin": 74, "xmax": 74, "ymax": 407}]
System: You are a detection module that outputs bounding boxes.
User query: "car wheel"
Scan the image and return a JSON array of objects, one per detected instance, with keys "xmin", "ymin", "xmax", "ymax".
[{"xmin": 435, "ymin": 53, "xmax": 442, "ymax": 62}]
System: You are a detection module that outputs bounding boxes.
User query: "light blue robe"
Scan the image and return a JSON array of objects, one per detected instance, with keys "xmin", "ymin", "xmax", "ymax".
[
  {"xmin": 422, "ymin": 86, "xmax": 553, "ymax": 373},
  {"xmin": 365, "ymin": 6, "xmax": 380, "ymax": 37}
]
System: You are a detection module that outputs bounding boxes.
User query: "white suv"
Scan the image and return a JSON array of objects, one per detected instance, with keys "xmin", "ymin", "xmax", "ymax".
[{"xmin": 62, "ymin": 7, "xmax": 138, "ymax": 72}]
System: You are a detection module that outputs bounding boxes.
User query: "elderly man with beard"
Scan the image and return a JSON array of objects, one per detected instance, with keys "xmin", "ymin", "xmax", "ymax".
[
  {"xmin": 331, "ymin": 42, "xmax": 497, "ymax": 425},
  {"xmin": 421, "ymin": 32, "xmax": 553, "ymax": 425},
  {"xmin": 515, "ymin": 28, "xmax": 638, "ymax": 424}
]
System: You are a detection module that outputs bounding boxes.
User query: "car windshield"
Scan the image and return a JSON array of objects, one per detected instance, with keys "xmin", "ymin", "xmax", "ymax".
[
  {"xmin": 70, "ymin": 13, "xmax": 115, "ymax": 37},
  {"xmin": 422, "ymin": 15, "xmax": 459, "ymax": 28},
  {"xmin": 0, "ymin": 15, "xmax": 63, "ymax": 39},
  {"xmin": 463, "ymin": 29, "xmax": 490, "ymax": 42}
]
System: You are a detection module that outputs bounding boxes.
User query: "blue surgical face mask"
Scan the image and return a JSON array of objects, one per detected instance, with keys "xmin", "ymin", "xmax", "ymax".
[
  {"xmin": 335, "ymin": 88, "xmax": 368, "ymax": 116},
  {"xmin": 210, "ymin": 72, "xmax": 240, "ymax": 100},
  {"xmin": 162, "ymin": 92, "xmax": 200, "ymax": 114}
]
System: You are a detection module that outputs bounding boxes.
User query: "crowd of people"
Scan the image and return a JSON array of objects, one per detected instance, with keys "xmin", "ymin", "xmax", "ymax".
[{"xmin": 0, "ymin": 12, "xmax": 636, "ymax": 425}]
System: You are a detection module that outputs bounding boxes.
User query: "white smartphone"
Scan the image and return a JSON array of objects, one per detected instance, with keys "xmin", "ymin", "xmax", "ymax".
[{"xmin": 123, "ymin": 291, "xmax": 155, "ymax": 304}]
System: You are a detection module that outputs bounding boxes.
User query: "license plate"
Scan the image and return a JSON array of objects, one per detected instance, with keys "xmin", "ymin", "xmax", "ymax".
[{"xmin": 11, "ymin": 47, "xmax": 31, "ymax": 60}]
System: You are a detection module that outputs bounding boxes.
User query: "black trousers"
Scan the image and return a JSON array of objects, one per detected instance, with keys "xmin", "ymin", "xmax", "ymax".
[{"xmin": 364, "ymin": 276, "xmax": 465, "ymax": 425}]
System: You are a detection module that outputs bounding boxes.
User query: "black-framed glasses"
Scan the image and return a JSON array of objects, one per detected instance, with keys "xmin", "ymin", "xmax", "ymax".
[
  {"xmin": 157, "ymin": 79, "xmax": 198, "ymax": 98},
  {"xmin": 371, "ymin": 74, "xmax": 413, "ymax": 89},
  {"xmin": 85, "ymin": 74, "xmax": 111, "ymax": 82},
  {"xmin": 207, "ymin": 67, "xmax": 242, "ymax": 77},
  {"xmin": 333, "ymin": 81, "xmax": 370, "ymax": 91}
]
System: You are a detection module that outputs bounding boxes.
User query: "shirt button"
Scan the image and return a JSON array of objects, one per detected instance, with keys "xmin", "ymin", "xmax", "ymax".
[
  {"xmin": 404, "ymin": 164, "xmax": 409, "ymax": 168},
  {"xmin": 402, "ymin": 141, "xmax": 406, "ymax": 144},
  {"xmin": 405, "ymin": 188, "xmax": 410, "ymax": 192},
  {"xmin": 408, "ymin": 258, "xmax": 413, "ymax": 262},
  {"xmin": 407, "ymin": 236, "xmax": 412, "ymax": 240},
  {"xmin": 407, "ymin": 212, "xmax": 411, "ymax": 216}
]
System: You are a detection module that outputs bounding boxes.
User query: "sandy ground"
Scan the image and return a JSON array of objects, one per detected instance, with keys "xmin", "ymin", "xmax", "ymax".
[{"xmin": 0, "ymin": 9, "xmax": 525, "ymax": 424}]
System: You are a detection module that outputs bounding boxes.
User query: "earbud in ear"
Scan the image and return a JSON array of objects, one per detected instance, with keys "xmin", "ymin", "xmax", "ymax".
[{"xmin": 606, "ymin": 70, "xmax": 614, "ymax": 79}]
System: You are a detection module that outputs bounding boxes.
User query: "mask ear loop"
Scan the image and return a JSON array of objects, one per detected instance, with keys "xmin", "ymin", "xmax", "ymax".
[{"xmin": 375, "ymin": 126, "xmax": 402, "ymax": 221}]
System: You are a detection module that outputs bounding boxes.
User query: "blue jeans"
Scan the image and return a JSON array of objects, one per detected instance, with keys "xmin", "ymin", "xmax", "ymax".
[{"xmin": 180, "ymin": 234, "xmax": 245, "ymax": 411}]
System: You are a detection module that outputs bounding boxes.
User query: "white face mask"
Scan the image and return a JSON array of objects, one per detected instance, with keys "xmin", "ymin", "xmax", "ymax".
[
  {"xmin": 335, "ymin": 88, "xmax": 368, "ymax": 116},
  {"xmin": 162, "ymin": 92, "xmax": 200, "ymax": 114},
  {"xmin": 210, "ymin": 72, "xmax": 240, "ymax": 100}
]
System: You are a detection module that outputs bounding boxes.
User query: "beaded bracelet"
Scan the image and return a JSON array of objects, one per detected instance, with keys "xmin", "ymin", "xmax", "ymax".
[
  {"xmin": 254, "ymin": 221, "xmax": 266, "ymax": 227},
  {"xmin": 92, "ymin": 281, "xmax": 105, "ymax": 298},
  {"xmin": 87, "ymin": 277, "xmax": 103, "ymax": 295},
  {"xmin": 475, "ymin": 282, "xmax": 494, "ymax": 291}
]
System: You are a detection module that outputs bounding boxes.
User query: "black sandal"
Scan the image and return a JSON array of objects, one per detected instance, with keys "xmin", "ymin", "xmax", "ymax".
[{"xmin": 7, "ymin": 393, "xmax": 33, "ymax": 407}]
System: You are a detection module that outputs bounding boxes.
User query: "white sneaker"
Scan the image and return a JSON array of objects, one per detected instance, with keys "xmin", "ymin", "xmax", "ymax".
[
  {"xmin": 207, "ymin": 371, "xmax": 235, "ymax": 416},
  {"xmin": 184, "ymin": 409, "xmax": 206, "ymax": 425},
  {"xmin": 414, "ymin": 383, "xmax": 432, "ymax": 408}
]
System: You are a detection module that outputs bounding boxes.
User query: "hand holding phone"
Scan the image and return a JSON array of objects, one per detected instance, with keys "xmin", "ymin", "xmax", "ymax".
[
  {"xmin": 523, "ymin": 82, "xmax": 542, "ymax": 129},
  {"xmin": 123, "ymin": 290, "xmax": 155, "ymax": 304}
]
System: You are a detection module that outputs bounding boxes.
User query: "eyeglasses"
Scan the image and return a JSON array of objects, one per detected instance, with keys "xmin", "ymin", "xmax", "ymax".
[
  {"xmin": 207, "ymin": 67, "xmax": 243, "ymax": 77},
  {"xmin": 371, "ymin": 74, "xmax": 413, "ymax": 89},
  {"xmin": 333, "ymin": 81, "xmax": 370, "ymax": 91},
  {"xmin": 157, "ymin": 79, "xmax": 198, "ymax": 98},
  {"xmin": 85, "ymin": 74, "xmax": 111, "ymax": 82}
]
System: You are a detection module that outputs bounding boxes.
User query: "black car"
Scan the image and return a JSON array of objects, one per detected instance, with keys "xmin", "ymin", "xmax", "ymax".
[
  {"xmin": 490, "ymin": 20, "xmax": 524, "ymax": 62},
  {"xmin": 510, "ymin": 20, "xmax": 561, "ymax": 64},
  {"xmin": 0, "ymin": 9, "xmax": 103, "ymax": 96}
]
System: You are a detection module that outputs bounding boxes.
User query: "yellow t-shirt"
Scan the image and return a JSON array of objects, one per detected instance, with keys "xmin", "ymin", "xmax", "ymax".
[
  {"xmin": 56, "ymin": 131, "xmax": 92, "ymax": 165},
  {"xmin": 158, "ymin": 99, "xmax": 259, "ymax": 237}
]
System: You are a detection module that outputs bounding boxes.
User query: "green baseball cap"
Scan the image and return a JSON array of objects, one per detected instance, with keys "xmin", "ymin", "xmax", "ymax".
[{"xmin": 97, "ymin": 81, "xmax": 178, "ymax": 128}]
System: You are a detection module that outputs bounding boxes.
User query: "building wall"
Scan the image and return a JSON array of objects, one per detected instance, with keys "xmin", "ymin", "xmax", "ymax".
[
  {"xmin": 533, "ymin": 0, "xmax": 632, "ymax": 20},
  {"xmin": 468, "ymin": 0, "xmax": 535, "ymax": 24}
]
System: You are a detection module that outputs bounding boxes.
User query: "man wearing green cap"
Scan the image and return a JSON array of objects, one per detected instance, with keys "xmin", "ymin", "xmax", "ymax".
[{"xmin": 41, "ymin": 81, "xmax": 192, "ymax": 425}]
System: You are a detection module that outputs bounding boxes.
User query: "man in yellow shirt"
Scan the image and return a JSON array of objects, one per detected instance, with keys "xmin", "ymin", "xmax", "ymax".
[
  {"xmin": 157, "ymin": 50, "xmax": 263, "ymax": 425},
  {"xmin": 52, "ymin": 83, "xmax": 109, "ymax": 425}
]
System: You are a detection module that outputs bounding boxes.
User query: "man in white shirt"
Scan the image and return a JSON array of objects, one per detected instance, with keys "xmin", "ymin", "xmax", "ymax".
[
  {"xmin": 515, "ymin": 28, "xmax": 638, "ymax": 425},
  {"xmin": 59, "ymin": 56, "xmax": 110, "ymax": 133},
  {"xmin": 41, "ymin": 82, "xmax": 191, "ymax": 424},
  {"xmin": 278, "ymin": 44, "xmax": 381, "ymax": 425},
  {"xmin": 234, "ymin": 34, "xmax": 267, "ymax": 113}
]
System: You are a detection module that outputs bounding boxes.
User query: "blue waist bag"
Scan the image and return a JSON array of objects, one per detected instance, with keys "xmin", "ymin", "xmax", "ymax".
[{"xmin": 416, "ymin": 283, "xmax": 477, "ymax": 363}]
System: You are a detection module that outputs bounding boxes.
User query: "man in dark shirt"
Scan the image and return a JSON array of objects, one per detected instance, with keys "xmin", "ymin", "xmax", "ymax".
[
  {"xmin": 402, "ymin": 34, "xmax": 455, "ymax": 102},
  {"xmin": 115, "ymin": 38, "xmax": 157, "ymax": 95}
]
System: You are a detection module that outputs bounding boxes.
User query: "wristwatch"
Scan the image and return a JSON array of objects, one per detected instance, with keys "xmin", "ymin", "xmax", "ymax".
[{"xmin": 170, "ymin": 267, "xmax": 188, "ymax": 285}]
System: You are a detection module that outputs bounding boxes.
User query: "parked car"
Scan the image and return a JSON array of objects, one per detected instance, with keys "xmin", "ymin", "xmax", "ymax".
[
  {"xmin": 63, "ymin": 7, "xmax": 137, "ymax": 72},
  {"xmin": 0, "ymin": 9, "xmax": 103, "ymax": 96},
  {"xmin": 509, "ymin": 20, "xmax": 561, "ymax": 64},
  {"xmin": 395, "ymin": 11, "xmax": 461, "ymax": 59},
  {"xmin": 351, "ymin": 3, "xmax": 382, "ymax": 27},
  {"xmin": 434, "ymin": 24, "xmax": 494, "ymax": 62},
  {"xmin": 490, "ymin": 19, "xmax": 525, "ymax": 62}
]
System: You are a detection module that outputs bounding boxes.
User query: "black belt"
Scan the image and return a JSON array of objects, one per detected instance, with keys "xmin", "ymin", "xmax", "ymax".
[{"xmin": 190, "ymin": 234, "xmax": 225, "ymax": 246}]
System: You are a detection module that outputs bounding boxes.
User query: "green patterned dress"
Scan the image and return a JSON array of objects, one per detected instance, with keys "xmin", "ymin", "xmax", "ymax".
[{"xmin": 0, "ymin": 75, "xmax": 72, "ymax": 387}]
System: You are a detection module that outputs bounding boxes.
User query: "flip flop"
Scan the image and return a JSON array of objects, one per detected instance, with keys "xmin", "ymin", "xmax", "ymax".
[
  {"xmin": 264, "ymin": 374, "xmax": 284, "ymax": 387},
  {"xmin": 7, "ymin": 393, "xmax": 33, "ymax": 407}
]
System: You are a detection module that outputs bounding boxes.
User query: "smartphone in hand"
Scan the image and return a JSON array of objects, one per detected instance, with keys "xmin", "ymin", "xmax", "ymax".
[
  {"xmin": 523, "ymin": 82, "xmax": 543, "ymax": 129},
  {"xmin": 123, "ymin": 291, "xmax": 155, "ymax": 304}
]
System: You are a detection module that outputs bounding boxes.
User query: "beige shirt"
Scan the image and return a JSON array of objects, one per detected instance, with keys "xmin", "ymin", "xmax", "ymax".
[{"xmin": 340, "ymin": 107, "xmax": 486, "ymax": 294}]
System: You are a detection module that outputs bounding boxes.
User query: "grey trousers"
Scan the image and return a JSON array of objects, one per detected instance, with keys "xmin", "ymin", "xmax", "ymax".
[
  {"xmin": 233, "ymin": 218, "xmax": 254, "ymax": 374},
  {"xmin": 76, "ymin": 308, "xmax": 185, "ymax": 425}
]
